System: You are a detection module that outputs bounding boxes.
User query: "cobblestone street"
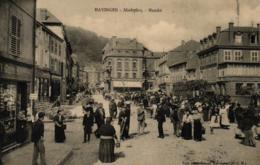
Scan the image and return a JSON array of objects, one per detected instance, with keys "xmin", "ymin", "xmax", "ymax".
[{"xmin": 65, "ymin": 95, "xmax": 260, "ymax": 165}]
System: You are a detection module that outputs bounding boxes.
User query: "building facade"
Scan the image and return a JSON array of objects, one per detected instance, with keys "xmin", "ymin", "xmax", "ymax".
[
  {"xmin": 157, "ymin": 52, "xmax": 172, "ymax": 93},
  {"xmin": 37, "ymin": 9, "xmax": 67, "ymax": 102},
  {"xmin": 198, "ymin": 22, "xmax": 260, "ymax": 105},
  {"xmin": 103, "ymin": 37, "xmax": 152, "ymax": 92},
  {"xmin": 0, "ymin": 0, "xmax": 36, "ymax": 147},
  {"xmin": 167, "ymin": 40, "xmax": 201, "ymax": 96}
]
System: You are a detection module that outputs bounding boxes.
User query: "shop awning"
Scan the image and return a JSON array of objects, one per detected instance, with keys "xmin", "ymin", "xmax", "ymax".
[{"xmin": 113, "ymin": 81, "xmax": 142, "ymax": 88}]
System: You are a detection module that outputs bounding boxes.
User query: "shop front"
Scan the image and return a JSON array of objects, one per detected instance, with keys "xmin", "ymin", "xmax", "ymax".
[{"xmin": 0, "ymin": 61, "xmax": 32, "ymax": 149}]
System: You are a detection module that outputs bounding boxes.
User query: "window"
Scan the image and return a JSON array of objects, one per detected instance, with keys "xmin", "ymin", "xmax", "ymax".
[
  {"xmin": 125, "ymin": 72, "xmax": 129, "ymax": 78},
  {"xmin": 235, "ymin": 33, "xmax": 242, "ymax": 44},
  {"xmin": 117, "ymin": 72, "xmax": 121, "ymax": 78},
  {"xmin": 133, "ymin": 61, "xmax": 137, "ymax": 70},
  {"xmin": 224, "ymin": 50, "xmax": 232, "ymax": 61},
  {"xmin": 234, "ymin": 50, "xmax": 243, "ymax": 61},
  {"xmin": 117, "ymin": 61, "xmax": 122, "ymax": 71},
  {"xmin": 58, "ymin": 44, "xmax": 61, "ymax": 56},
  {"xmin": 251, "ymin": 51, "xmax": 258, "ymax": 62},
  {"xmin": 49, "ymin": 37, "xmax": 54, "ymax": 53},
  {"xmin": 235, "ymin": 83, "xmax": 243, "ymax": 95},
  {"xmin": 133, "ymin": 72, "xmax": 137, "ymax": 79},
  {"xmin": 251, "ymin": 35, "xmax": 257, "ymax": 44},
  {"xmin": 54, "ymin": 41, "xmax": 58, "ymax": 54},
  {"xmin": 125, "ymin": 61, "xmax": 129, "ymax": 70},
  {"xmin": 9, "ymin": 15, "xmax": 21, "ymax": 56}
]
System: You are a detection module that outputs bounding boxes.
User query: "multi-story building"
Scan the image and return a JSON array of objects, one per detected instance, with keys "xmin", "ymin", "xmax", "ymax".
[
  {"xmin": 198, "ymin": 22, "xmax": 260, "ymax": 105},
  {"xmin": 103, "ymin": 36, "xmax": 152, "ymax": 92},
  {"xmin": 84, "ymin": 64, "xmax": 103, "ymax": 89},
  {"xmin": 37, "ymin": 9, "xmax": 67, "ymax": 102},
  {"xmin": 0, "ymin": 0, "xmax": 36, "ymax": 147},
  {"xmin": 79, "ymin": 66, "xmax": 87, "ymax": 90},
  {"xmin": 71, "ymin": 53, "xmax": 80, "ymax": 92},
  {"xmin": 145, "ymin": 52, "xmax": 161, "ymax": 90},
  {"xmin": 157, "ymin": 52, "xmax": 172, "ymax": 93},
  {"xmin": 167, "ymin": 40, "xmax": 201, "ymax": 96}
]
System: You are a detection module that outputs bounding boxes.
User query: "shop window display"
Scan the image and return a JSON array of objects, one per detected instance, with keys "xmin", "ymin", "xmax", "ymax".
[{"xmin": 0, "ymin": 83, "xmax": 17, "ymax": 134}]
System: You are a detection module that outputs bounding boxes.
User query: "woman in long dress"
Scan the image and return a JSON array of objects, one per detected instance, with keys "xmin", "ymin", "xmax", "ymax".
[
  {"xmin": 241, "ymin": 109, "xmax": 256, "ymax": 147},
  {"xmin": 193, "ymin": 108, "xmax": 204, "ymax": 141},
  {"xmin": 99, "ymin": 117, "xmax": 119, "ymax": 163},
  {"xmin": 210, "ymin": 106, "xmax": 220, "ymax": 134},
  {"xmin": 54, "ymin": 109, "xmax": 66, "ymax": 143},
  {"xmin": 219, "ymin": 104, "xmax": 230, "ymax": 129},
  {"xmin": 181, "ymin": 110, "xmax": 192, "ymax": 140}
]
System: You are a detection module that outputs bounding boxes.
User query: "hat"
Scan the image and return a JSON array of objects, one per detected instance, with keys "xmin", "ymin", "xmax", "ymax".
[{"xmin": 38, "ymin": 112, "xmax": 45, "ymax": 118}]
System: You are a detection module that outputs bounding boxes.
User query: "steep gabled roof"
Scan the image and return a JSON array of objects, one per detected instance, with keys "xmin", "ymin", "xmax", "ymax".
[
  {"xmin": 167, "ymin": 40, "xmax": 200, "ymax": 67},
  {"xmin": 103, "ymin": 37, "xmax": 144, "ymax": 51},
  {"xmin": 37, "ymin": 8, "xmax": 62, "ymax": 25}
]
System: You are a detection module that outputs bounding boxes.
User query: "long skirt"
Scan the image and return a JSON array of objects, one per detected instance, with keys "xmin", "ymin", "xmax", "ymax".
[
  {"xmin": 55, "ymin": 126, "xmax": 65, "ymax": 143},
  {"xmin": 99, "ymin": 139, "xmax": 115, "ymax": 163},
  {"xmin": 242, "ymin": 130, "xmax": 256, "ymax": 147},
  {"xmin": 181, "ymin": 123, "xmax": 192, "ymax": 140},
  {"xmin": 193, "ymin": 119, "xmax": 202, "ymax": 141},
  {"xmin": 210, "ymin": 115, "xmax": 220, "ymax": 128}
]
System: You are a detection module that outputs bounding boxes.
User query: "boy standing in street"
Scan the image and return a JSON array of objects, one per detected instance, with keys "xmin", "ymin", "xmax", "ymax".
[
  {"xmin": 32, "ymin": 112, "xmax": 46, "ymax": 165},
  {"xmin": 0, "ymin": 122, "xmax": 5, "ymax": 165}
]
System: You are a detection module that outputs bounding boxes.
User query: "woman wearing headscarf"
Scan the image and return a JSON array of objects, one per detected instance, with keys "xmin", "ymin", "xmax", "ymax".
[
  {"xmin": 240, "ymin": 108, "xmax": 256, "ymax": 147},
  {"xmin": 181, "ymin": 110, "xmax": 192, "ymax": 140},
  {"xmin": 99, "ymin": 117, "xmax": 119, "ymax": 163},
  {"xmin": 219, "ymin": 103, "xmax": 230, "ymax": 129},
  {"xmin": 193, "ymin": 107, "xmax": 204, "ymax": 141},
  {"xmin": 54, "ymin": 109, "xmax": 66, "ymax": 143}
]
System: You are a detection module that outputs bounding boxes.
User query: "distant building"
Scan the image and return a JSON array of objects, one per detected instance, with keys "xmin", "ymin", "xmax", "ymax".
[
  {"xmin": 198, "ymin": 22, "xmax": 260, "ymax": 105},
  {"xmin": 0, "ymin": 0, "xmax": 36, "ymax": 147},
  {"xmin": 85, "ymin": 64, "xmax": 103, "ymax": 89},
  {"xmin": 102, "ymin": 36, "xmax": 153, "ymax": 92},
  {"xmin": 157, "ymin": 52, "xmax": 171, "ymax": 93},
  {"xmin": 167, "ymin": 40, "xmax": 201, "ymax": 96},
  {"xmin": 71, "ymin": 53, "xmax": 80, "ymax": 92},
  {"xmin": 37, "ymin": 9, "xmax": 67, "ymax": 102}
]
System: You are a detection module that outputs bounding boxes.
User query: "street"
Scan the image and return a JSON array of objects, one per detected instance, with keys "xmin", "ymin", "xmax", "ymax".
[{"xmin": 60, "ymin": 95, "xmax": 260, "ymax": 165}]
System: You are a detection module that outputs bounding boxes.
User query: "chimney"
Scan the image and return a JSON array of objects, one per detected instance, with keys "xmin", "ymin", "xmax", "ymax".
[
  {"xmin": 257, "ymin": 24, "xmax": 260, "ymax": 44},
  {"xmin": 229, "ymin": 22, "xmax": 234, "ymax": 29},
  {"xmin": 229, "ymin": 22, "xmax": 234, "ymax": 43},
  {"xmin": 216, "ymin": 26, "xmax": 221, "ymax": 34}
]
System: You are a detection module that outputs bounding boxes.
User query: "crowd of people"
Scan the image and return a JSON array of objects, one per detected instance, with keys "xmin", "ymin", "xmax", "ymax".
[{"xmin": 29, "ymin": 90, "xmax": 260, "ymax": 164}]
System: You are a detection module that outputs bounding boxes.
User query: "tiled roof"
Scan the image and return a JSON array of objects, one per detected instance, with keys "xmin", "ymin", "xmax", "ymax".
[
  {"xmin": 167, "ymin": 40, "xmax": 200, "ymax": 67},
  {"xmin": 186, "ymin": 53, "xmax": 199, "ymax": 70},
  {"xmin": 103, "ymin": 37, "xmax": 145, "ymax": 51},
  {"xmin": 37, "ymin": 8, "xmax": 62, "ymax": 24}
]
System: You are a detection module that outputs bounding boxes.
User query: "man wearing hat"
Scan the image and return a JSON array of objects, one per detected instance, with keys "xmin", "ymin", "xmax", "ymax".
[
  {"xmin": 118, "ymin": 105, "xmax": 128, "ymax": 140},
  {"xmin": 0, "ymin": 121, "xmax": 5, "ymax": 165},
  {"xmin": 32, "ymin": 112, "xmax": 46, "ymax": 165},
  {"xmin": 109, "ymin": 99, "xmax": 117, "ymax": 119},
  {"xmin": 83, "ymin": 108, "xmax": 94, "ymax": 143}
]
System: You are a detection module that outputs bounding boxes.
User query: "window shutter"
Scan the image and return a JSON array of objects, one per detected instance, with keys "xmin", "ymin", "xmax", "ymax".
[{"xmin": 9, "ymin": 15, "xmax": 21, "ymax": 56}]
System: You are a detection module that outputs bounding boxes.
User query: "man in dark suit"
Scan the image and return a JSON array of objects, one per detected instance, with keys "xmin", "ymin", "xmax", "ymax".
[
  {"xmin": 32, "ymin": 112, "xmax": 46, "ymax": 165},
  {"xmin": 156, "ymin": 104, "xmax": 166, "ymax": 138},
  {"xmin": 0, "ymin": 121, "xmax": 5, "ymax": 165},
  {"xmin": 83, "ymin": 110, "xmax": 94, "ymax": 143}
]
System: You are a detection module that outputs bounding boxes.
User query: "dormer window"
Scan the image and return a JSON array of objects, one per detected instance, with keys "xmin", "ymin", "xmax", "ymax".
[
  {"xmin": 250, "ymin": 34, "xmax": 257, "ymax": 44},
  {"xmin": 235, "ymin": 33, "xmax": 242, "ymax": 44}
]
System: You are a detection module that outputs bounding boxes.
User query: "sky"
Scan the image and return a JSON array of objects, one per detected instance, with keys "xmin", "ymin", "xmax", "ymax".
[{"xmin": 37, "ymin": 0, "xmax": 260, "ymax": 52}]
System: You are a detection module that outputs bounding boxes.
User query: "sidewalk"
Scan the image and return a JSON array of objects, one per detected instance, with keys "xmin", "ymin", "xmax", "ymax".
[
  {"xmin": 2, "ymin": 142, "xmax": 73, "ymax": 165},
  {"xmin": 2, "ymin": 121, "xmax": 73, "ymax": 165}
]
